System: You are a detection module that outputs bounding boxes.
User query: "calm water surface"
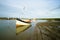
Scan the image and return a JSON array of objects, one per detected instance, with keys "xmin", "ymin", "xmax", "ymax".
[
  {"xmin": 0, "ymin": 20, "xmax": 60, "ymax": 40},
  {"xmin": 0, "ymin": 20, "xmax": 16, "ymax": 40},
  {"xmin": 16, "ymin": 20, "xmax": 48, "ymax": 40}
]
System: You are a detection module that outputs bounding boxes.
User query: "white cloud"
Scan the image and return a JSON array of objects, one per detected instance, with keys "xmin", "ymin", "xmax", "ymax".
[{"xmin": 0, "ymin": 0, "xmax": 60, "ymax": 18}]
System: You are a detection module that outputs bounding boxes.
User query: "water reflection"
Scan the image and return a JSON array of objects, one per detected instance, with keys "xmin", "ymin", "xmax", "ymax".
[
  {"xmin": 0, "ymin": 19, "xmax": 60, "ymax": 40},
  {"xmin": 16, "ymin": 19, "xmax": 60, "ymax": 40},
  {"xmin": 0, "ymin": 20, "xmax": 16, "ymax": 40}
]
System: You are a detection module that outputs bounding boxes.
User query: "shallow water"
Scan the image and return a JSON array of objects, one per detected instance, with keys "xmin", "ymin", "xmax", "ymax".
[
  {"xmin": 0, "ymin": 20, "xmax": 60, "ymax": 40},
  {"xmin": 16, "ymin": 20, "xmax": 60, "ymax": 40},
  {"xmin": 16, "ymin": 20, "xmax": 49, "ymax": 40},
  {"xmin": 0, "ymin": 20, "xmax": 16, "ymax": 40}
]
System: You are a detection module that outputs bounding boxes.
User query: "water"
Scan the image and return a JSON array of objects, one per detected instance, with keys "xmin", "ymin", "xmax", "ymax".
[
  {"xmin": 16, "ymin": 20, "xmax": 60, "ymax": 40},
  {"xmin": 16, "ymin": 20, "xmax": 48, "ymax": 40},
  {"xmin": 0, "ymin": 20, "xmax": 60, "ymax": 40},
  {"xmin": 0, "ymin": 20, "xmax": 16, "ymax": 40}
]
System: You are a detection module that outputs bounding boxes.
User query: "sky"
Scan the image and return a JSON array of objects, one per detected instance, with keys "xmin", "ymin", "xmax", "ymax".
[{"xmin": 0, "ymin": 0, "xmax": 60, "ymax": 18}]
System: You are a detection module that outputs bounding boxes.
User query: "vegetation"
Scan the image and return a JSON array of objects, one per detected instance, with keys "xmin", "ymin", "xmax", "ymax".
[{"xmin": 0, "ymin": 17, "xmax": 60, "ymax": 20}]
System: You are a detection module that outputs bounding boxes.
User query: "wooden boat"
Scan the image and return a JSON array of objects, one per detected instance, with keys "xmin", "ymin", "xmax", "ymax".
[{"xmin": 16, "ymin": 19, "xmax": 31, "ymax": 35}]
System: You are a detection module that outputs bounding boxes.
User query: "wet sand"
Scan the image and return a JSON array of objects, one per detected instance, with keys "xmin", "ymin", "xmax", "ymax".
[{"xmin": 16, "ymin": 21, "xmax": 60, "ymax": 40}]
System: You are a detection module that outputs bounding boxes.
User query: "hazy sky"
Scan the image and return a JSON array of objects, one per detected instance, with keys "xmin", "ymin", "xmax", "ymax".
[{"xmin": 0, "ymin": 0, "xmax": 60, "ymax": 18}]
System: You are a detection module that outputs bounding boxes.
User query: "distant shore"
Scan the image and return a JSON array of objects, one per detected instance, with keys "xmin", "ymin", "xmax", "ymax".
[{"xmin": 0, "ymin": 17, "xmax": 60, "ymax": 20}]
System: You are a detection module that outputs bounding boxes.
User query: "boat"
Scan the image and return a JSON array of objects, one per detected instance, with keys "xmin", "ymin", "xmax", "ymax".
[{"xmin": 16, "ymin": 19, "xmax": 31, "ymax": 35}]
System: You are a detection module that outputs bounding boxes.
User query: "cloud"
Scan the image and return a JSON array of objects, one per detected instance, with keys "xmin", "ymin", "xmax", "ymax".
[{"xmin": 0, "ymin": 0, "xmax": 60, "ymax": 18}]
